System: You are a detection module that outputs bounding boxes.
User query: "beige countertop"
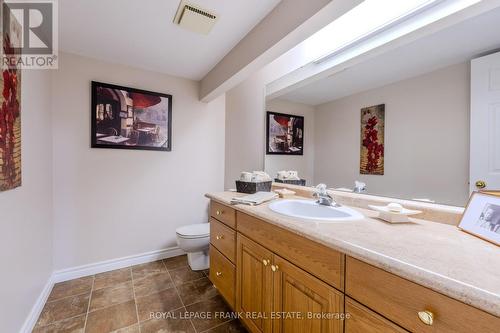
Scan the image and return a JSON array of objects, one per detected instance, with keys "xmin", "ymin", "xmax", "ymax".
[{"xmin": 206, "ymin": 191, "xmax": 500, "ymax": 317}]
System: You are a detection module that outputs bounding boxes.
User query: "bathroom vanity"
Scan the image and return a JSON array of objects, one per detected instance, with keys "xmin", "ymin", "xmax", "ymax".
[{"xmin": 206, "ymin": 191, "xmax": 499, "ymax": 333}]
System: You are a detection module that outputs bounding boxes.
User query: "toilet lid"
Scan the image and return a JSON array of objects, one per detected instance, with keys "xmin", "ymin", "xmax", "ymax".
[{"xmin": 176, "ymin": 223, "xmax": 210, "ymax": 238}]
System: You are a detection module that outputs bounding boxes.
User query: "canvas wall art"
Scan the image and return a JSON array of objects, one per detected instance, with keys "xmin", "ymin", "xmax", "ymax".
[
  {"xmin": 0, "ymin": 1, "xmax": 22, "ymax": 192},
  {"xmin": 360, "ymin": 104, "xmax": 385, "ymax": 175},
  {"xmin": 91, "ymin": 81, "xmax": 172, "ymax": 151},
  {"xmin": 266, "ymin": 111, "xmax": 304, "ymax": 155}
]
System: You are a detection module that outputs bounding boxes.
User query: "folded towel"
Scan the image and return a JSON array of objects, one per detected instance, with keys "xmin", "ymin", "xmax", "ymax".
[
  {"xmin": 277, "ymin": 170, "xmax": 300, "ymax": 180},
  {"xmin": 251, "ymin": 171, "xmax": 272, "ymax": 182},
  {"xmin": 231, "ymin": 191, "xmax": 278, "ymax": 206}
]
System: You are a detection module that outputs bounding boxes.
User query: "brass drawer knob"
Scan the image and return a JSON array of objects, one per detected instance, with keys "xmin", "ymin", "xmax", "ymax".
[
  {"xmin": 216, "ymin": 210, "xmax": 223, "ymax": 215},
  {"xmin": 216, "ymin": 271, "xmax": 223, "ymax": 277},
  {"xmin": 271, "ymin": 264, "xmax": 279, "ymax": 272},
  {"xmin": 418, "ymin": 310, "xmax": 434, "ymax": 326},
  {"xmin": 216, "ymin": 235, "xmax": 224, "ymax": 240},
  {"xmin": 262, "ymin": 259, "xmax": 270, "ymax": 266}
]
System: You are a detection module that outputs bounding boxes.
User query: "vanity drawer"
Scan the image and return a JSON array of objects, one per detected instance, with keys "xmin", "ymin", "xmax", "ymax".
[
  {"xmin": 210, "ymin": 201, "xmax": 236, "ymax": 228},
  {"xmin": 346, "ymin": 257, "xmax": 500, "ymax": 333},
  {"xmin": 237, "ymin": 211, "xmax": 345, "ymax": 291},
  {"xmin": 209, "ymin": 245, "xmax": 235, "ymax": 308},
  {"xmin": 210, "ymin": 217, "xmax": 236, "ymax": 263},
  {"xmin": 345, "ymin": 297, "xmax": 408, "ymax": 333}
]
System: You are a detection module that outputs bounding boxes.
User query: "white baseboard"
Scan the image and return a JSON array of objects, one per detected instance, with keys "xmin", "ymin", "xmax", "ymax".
[
  {"xmin": 20, "ymin": 247, "xmax": 184, "ymax": 332},
  {"xmin": 20, "ymin": 273, "xmax": 54, "ymax": 333},
  {"xmin": 53, "ymin": 246, "xmax": 185, "ymax": 283}
]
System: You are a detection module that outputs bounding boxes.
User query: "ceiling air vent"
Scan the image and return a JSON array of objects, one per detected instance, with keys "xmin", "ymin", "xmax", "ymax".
[{"xmin": 174, "ymin": 1, "xmax": 218, "ymax": 35}]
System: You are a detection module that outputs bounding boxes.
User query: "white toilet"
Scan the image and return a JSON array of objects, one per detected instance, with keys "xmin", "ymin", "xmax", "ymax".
[{"xmin": 176, "ymin": 223, "xmax": 210, "ymax": 271}]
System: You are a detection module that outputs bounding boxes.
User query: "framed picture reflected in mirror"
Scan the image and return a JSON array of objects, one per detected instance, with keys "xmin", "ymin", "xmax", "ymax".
[{"xmin": 266, "ymin": 111, "xmax": 304, "ymax": 155}]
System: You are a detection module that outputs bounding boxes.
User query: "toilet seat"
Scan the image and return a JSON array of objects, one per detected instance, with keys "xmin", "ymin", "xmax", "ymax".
[{"xmin": 176, "ymin": 223, "xmax": 209, "ymax": 239}]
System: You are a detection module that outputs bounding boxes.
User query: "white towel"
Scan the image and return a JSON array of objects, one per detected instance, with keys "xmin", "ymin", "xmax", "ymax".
[{"xmin": 231, "ymin": 191, "xmax": 278, "ymax": 206}]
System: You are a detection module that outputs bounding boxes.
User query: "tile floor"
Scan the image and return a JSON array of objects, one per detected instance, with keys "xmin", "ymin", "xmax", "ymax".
[{"xmin": 33, "ymin": 255, "xmax": 247, "ymax": 333}]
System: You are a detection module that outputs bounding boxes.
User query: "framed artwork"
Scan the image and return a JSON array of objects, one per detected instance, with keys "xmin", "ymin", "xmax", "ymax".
[
  {"xmin": 91, "ymin": 81, "xmax": 172, "ymax": 151},
  {"xmin": 0, "ymin": 1, "xmax": 22, "ymax": 191},
  {"xmin": 480, "ymin": 190, "xmax": 500, "ymax": 197},
  {"xmin": 266, "ymin": 111, "xmax": 304, "ymax": 155},
  {"xmin": 360, "ymin": 104, "xmax": 385, "ymax": 175},
  {"xmin": 458, "ymin": 192, "xmax": 500, "ymax": 246}
]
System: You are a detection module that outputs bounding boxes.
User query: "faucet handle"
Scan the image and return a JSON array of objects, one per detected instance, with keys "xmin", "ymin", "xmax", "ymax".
[
  {"xmin": 354, "ymin": 180, "xmax": 367, "ymax": 193},
  {"xmin": 315, "ymin": 183, "xmax": 327, "ymax": 194}
]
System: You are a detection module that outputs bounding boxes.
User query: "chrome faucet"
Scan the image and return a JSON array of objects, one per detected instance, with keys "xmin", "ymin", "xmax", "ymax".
[
  {"xmin": 353, "ymin": 181, "xmax": 366, "ymax": 193},
  {"xmin": 313, "ymin": 184, "xmax": 338, "ymax": 206}
]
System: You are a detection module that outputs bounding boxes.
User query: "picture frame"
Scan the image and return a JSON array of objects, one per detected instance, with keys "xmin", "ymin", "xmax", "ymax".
[
  {"xmin": 0, "ymin": 1, "xmax": 23, "ymax": 192},
  {"xmin": 458, "ymin": 192, "xmax": 500, "ymax": 246},
  {"xmin": 91, "ymin": 81, "xmax": 172, "ymax": 152},
  {"xmin": 266, "ymin": 111, "xmax": 304, "ymax": 155},
  {"xmin": 480, "ymin": 190, "xmax": 500, "ymax": 197},
  {"xmin": 360, "ymin": 104, "xmax": 385, "ymax": 175}
]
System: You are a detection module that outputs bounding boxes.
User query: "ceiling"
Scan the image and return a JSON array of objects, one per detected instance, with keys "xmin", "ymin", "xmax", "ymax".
[
  {"xmin": 59, "ymin": 0, "xmax": 281, "ymax": 80},
  {"xmin": 277, "ymin": 6, "xmax": 500, "ymax": 106}
]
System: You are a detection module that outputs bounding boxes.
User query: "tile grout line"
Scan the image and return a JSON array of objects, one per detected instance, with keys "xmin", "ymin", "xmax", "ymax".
[
  {"xmin": 84, "ymin": 280, "xmax": 134, "ymax": 313},
  {"xmin": 164, "ymin": 261, "xmax": 233, "ymax": 332},
  {"xmin": 130, "ymin": 267, "xmax": 142, "ymax": 333},
  {"xmin": 34, "ymin": 312, "xmax": 88, "ymax": 330},
  {"xmin": 162, "ymin": 259, "xmax": 199, "ymax": 333},
  {"xmin": 182, "ymin": 293, "xmax": 220, "ymax": 309},
  {"xmin": 36, "ymin": 258, "xmax": 197, "ymax": 332},
  {"xmin": 77, "ymin": 281, "xmax": 136, "ymax": 315},
  {"xmin": 198, "ymin": 319, "xmax": 236, "ymax": 333},
  {"xmin": 82, "ymin": 275, "xmax": 95, "ymax": 332},
  {"xmin": 83, "ymin": 261, "xmax": 193, "ymax": 323},
  {"xmin": 45, "ymin": 289, "xmax": 93, "ymax": 304},
  {"xmin": 139, "ymin": 304, "xmax": 187, "ymax": 326}
]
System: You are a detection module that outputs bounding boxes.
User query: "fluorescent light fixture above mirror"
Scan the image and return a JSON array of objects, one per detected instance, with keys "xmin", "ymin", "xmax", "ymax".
[{"xmin": 304, "ymin": 0, "xmax": 481, "ymax": 64}]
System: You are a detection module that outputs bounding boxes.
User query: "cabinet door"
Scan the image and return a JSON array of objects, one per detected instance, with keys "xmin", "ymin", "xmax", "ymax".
[
  {"xmin": 236, "ymin": 234, "xmax": 274, "ymax": 333},
  {"xmin": 272, "ymin": 254, "xmax": 344, "ymax": 333}
]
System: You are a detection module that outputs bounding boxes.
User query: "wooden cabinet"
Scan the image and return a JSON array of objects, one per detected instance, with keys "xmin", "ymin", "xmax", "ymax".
[
  {"xmin": 210, "ymin": 217, "xmax": 236, "ymax": 263},
  {"xmin": 346, "ymin": 257, "xmax": 500, "ymax": 333},
  {"xmin": 209, "ymin": 201, "xmax": 237, "ymax": 308},
  {"xmin": 236, "ymin": 234, "xmax": 274, "ymax": 333},
  {"xmin": 209, "ymin": 245, "xmax": 235, "ymax": 308},
  {"xmin": 345, "ymin": 298, "xmax": 408, "ymax": 333},
  {"xmin": 209, "ymin": 200, "xmax": 499, "ymax": 333},
  {"xmin": 236, "ymin": 234, "xmax": 344, "ymax": 333},
  {"xmin": 237, "ymin": 211, "xmax": 344, "ymax": 290},
  {"xmin": 272, "ymin": 254, "xmax": 344, "ymax": 333},
  {"xmin": 210, "ymin": 201, "xmax": 236, "ymax": 228}
]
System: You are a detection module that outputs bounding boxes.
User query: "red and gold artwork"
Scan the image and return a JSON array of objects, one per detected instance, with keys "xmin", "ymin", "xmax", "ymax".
[
  {"xmin": 360, "ymin": 104, "xmax": 384, "ymax": 175},
  {"xmin": 0, "ymin": 30, "xmax": 22, "ymax": 191}
]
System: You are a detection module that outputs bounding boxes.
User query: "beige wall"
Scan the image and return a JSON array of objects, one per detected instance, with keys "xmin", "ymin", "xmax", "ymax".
[
  {"xmin": 0, "ymin": 70, "xmax": 53, "ymax": 332},
  {"xmin": 223, "ymin": 50, "xmax": 302, "ymax": 188},
  {"xmin": 314, "ymin": 63, "xmax": 470, "ymax": 206},
  {"xmin": 265, "ymin": 99, "xmax": 315, "ymax": 185},
  {"xmin": 51, "ymin": 53, "xmax": 225, "ymax": 270},
  {"xmin": 224, "ymin": 72, "xmax": 267, "ymax": 188}
]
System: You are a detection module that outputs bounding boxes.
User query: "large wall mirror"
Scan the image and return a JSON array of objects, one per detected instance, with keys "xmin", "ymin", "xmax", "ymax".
[{"xmin": 264, "ymin": 7, "xmax": 500, "ymax": 207}]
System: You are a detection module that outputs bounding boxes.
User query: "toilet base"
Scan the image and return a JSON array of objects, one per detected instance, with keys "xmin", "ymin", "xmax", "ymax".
[{"xmin": 187, "ymin": 251, "xmax": 209, "ymax": 271}]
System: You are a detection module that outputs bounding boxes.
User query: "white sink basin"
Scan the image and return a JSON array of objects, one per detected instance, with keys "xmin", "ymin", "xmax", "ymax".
[{"xmin": 268, "ymin": 199, "xmax": 364, "ymax": 221}]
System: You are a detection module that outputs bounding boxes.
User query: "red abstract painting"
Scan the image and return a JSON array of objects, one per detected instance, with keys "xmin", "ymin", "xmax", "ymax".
[
  {"xmin": 0, "ymin": 27, "xmax": 22, "ymax": 191},
  {"xmin": 360, "ymin": 104, "xmax": 384, "ymax": 175}
]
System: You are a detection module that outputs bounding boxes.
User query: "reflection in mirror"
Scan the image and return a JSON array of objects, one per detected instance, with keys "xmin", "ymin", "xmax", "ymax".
[
  {"xmin": 265, "ymin": 7, "xmax": 500, "ymax": 207},
  {"xmin": 265, "ymin": 100, "xmax": 315, "ymax": 187}
]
